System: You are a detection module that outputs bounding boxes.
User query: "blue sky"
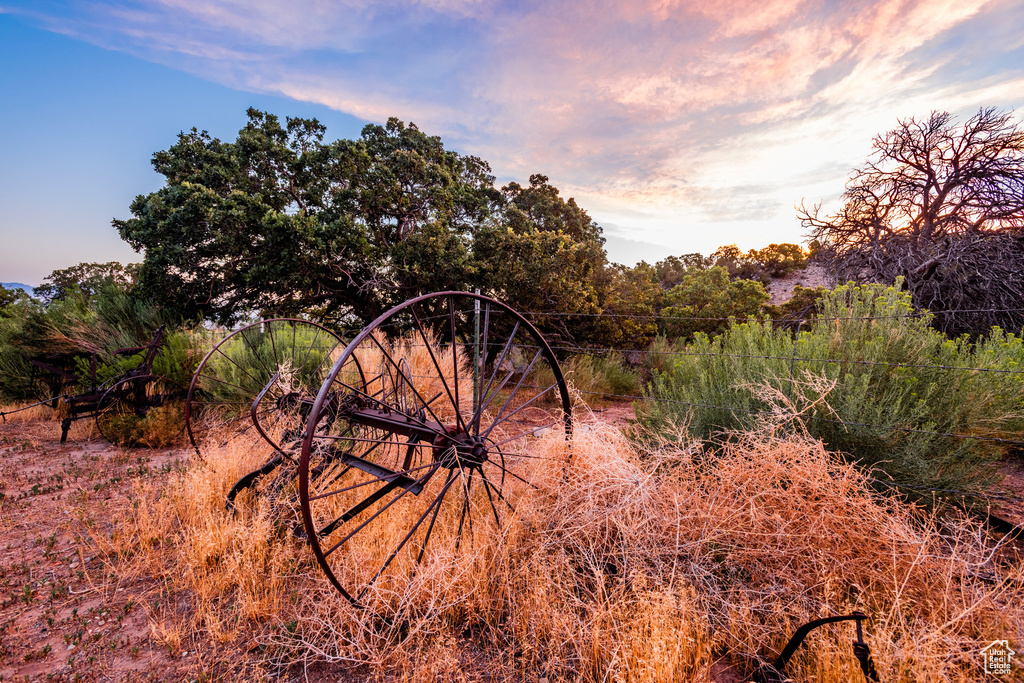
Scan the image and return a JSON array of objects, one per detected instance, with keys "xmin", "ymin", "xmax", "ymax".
[{"xmin": 1, "ymin": 0, "xmax": 1023, "ymax": 285}]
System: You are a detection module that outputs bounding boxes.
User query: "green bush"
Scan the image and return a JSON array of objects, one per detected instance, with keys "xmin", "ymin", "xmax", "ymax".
[
  {"xmin": 658, "ymin": 266, "xmax": 769, "ymax": 340},
  {"xmin": 0, "ymin": 282, "xmax": 201, "ymax": 402},
  {"xmin": 638, "ymin": 280, "xmax": 1024, "ymax": 494}
]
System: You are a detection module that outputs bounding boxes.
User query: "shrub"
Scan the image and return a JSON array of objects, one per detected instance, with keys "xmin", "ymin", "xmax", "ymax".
[
  {"xmin": 103, "ymin": 421, "xmax": 1024, "ymax": 682},
  {"xmin": 658, "ymin": 266, "xmax": 769, "ymax": 340},
  {"xmin": 638, "ymin": 280, "xmax": 1024, "ymax": 494},
  {"xmin": 564, "ymin": 352, "xmax": 641, "ymax": 400},
  {"xmin": 534, "ymin": 351, "xmax": 641, "ymax": 404}
]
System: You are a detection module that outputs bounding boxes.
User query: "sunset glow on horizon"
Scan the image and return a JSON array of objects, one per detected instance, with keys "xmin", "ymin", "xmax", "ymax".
[{"xmin": 1, "ymin": 0, "xmax": 1023, "ymax": 283}]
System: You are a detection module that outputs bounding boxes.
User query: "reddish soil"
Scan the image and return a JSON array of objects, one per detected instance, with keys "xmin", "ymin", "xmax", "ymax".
[
  {"xmin": 2, "ymin": 406, "xmax": 1022, "ymax": 682},
  {"xmin": 0, "ymin": 420, "xmax": 252, "ymax": 682},
  {"xmin": 766, "ymin": 264, "xmax": 831, "ymax": 305}
]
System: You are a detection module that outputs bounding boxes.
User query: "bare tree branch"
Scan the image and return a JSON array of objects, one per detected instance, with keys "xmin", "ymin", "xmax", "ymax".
[{"xmin": 799, "ymin": 108, "xmax": 1024, "ymax": 335}]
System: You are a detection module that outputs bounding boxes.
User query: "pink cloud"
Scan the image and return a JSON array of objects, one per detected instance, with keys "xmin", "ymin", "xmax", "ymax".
[{"xmin": 11, "ymin": 0, "xmax": 1020, "ymax": 255}]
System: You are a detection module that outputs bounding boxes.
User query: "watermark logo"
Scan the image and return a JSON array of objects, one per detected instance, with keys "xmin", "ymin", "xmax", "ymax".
[{"xmin": 982, "ymin": 640, "xmax": 1015, "ymax": 676}]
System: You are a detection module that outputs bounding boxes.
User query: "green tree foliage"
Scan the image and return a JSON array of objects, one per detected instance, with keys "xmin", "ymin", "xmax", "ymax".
[
  {"xmin": 653, "ymin": 253, "xmax": 710, "ymax": 289},
  {"xmin": 659, "ymin": 267, "xmax": 769, "ymax": 339},
  {"xmin": 567, "ymin": 262, "xmax": 663, "ymax": 349},
  {"xmin": 708, "ymin": 243, "xmax": 808, "ymax": 283},
  {"xmin": 0, "ymin": 285, "xmax": 32, "ymax": 311},
  {"xmin": 638, "ymin": 281, "xmax": 1024, "ymax": 495},
  {"xmin": 115, "ymin": 110, "xmax": 606, "ymax": 327},
  {"xmin": 34, "ymin": 262, "xmax": 139, "ymax": 304}
]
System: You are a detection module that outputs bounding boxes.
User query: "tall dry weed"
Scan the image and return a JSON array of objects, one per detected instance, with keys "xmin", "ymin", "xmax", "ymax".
[{"xmin": 100, "ymin": 353, "xmax": 1023, "ymax": 681}]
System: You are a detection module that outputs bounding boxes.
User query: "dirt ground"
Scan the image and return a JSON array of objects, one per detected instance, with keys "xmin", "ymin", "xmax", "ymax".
[
  {"xmin": 1, "ymin": 407, "xmax": 1022, "ymax": 682},
  {"xmin": 765, "ymin": 264, "xmax": 831, "ymax": 305},
  {"xmin": 0, "ymin": 418, "xmax": 195, "ymax": 682}
]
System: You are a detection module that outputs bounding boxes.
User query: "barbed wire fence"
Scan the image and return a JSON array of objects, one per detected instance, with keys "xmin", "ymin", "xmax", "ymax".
[
  {"xmin": 6, "ymin": 305, "xmax": 1023, "ymax": 515},
  {"xmin": 366, "ymin": 305, "xmax": 1024, "ymax": 512},
  {"xmin": 523, "ymin": 307, "xmax": 1024, "ymax": 512}
]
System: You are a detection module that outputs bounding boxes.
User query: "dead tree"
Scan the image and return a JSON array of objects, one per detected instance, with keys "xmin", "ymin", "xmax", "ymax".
[{"xmin": 800, "ymin": 108, "xmax": 1024, "ymax": 335}]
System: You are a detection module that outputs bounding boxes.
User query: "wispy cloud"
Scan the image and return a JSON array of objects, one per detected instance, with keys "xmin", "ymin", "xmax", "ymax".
[{"xmin": 5, "ymin": 0, "xmax": 1022, "ymax": 257}]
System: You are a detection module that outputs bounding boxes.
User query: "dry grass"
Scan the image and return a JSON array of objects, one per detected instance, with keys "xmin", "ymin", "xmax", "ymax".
[
  {"xmin": 98, "ymin": 415, "xmax": 1023, "ymax": 682},
  {"xmin": 10, "ymin": 331, "xmax": 1021, "ymax": 681},
  {"xmin": 0, "ymin": 400, "xmax": 58, "ymax": 423}
]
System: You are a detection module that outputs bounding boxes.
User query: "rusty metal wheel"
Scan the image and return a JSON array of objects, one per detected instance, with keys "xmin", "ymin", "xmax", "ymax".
[
  {"xmin": 186, "ymin": 319, "xmax": 358, "ymax": 509},
  {"xmin": 298, "ymin": 291, "xmax": 572, "ymax": 606}
]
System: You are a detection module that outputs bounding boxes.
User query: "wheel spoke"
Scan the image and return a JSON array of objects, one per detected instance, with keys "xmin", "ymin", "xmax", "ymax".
[
  {"xmin": 483, "ymin": 379, "xmax": 557, "ymax": 441},
  {"xmin": 489, "ymin": 421, "xmax": 560, "ymax": 448},
  {"xmin": 480, "ymin": 471, "xmax": 502, "ymax": 525},
  {"xmin": 322, "ymin": 463, "xmax": 441, "ymax": 558},
  {"xmin": 447, "ymin": 295, "xmax": 464, "ymax": 431},
  {"xmin": 367, "ymin": 335, "xmax": 449, "ymax": 432},
  {"xmin": 473, "ymin": 321, "xmax": 520, "ymax": 433},
  {"xmin": 238, "ymin": 328, "xmax": 277, "ymax": 380},
  {"xmin": 483, "ymin": 459, "xmax": 540, "ymax": 491},
  {"xmin": 453, "ymin": 470, "xmax": 475, "ymax": 550},
  {"xmin": 410, "ymin": 307, "xmax": 467, "ymax": 434},
  {"xmin": 478, "ymin": 470, "xmax": 516, "ymax": 513},
  {"xmin": 296, "ymin": 325, "xmax": 325, "ymax": 375},
  {"xmin": 357, "ymin": 469, "xmax": 459, "ymax": 601}
]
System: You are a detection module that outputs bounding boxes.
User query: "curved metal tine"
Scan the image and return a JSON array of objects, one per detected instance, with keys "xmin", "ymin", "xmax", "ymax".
[
  {"xmin": 410, "ymin": 306, "xmax": 467, "ymax": 433},
  {"xmin": 382, "ymin": 359, "xmax": 401, "ymax": 409},
  {"xmin": 321, "ymin": 463, "xmax": 442, "ymax": 558},
  {"xmin": 367, "ymin": 335, "xmax": 449, "ymax": 432},
  {"xmin": 398, "ymin": 359, "xmax": 413, "ymax": 413},
  {"xmin": 357, "ymin": 468, "xmax": 460, "ymax": 602}
]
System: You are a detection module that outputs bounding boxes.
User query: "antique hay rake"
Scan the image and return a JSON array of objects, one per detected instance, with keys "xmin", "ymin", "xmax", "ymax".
[
  {"xmin": 1, "ymin": 325, "xmax": 188, "ymax": 446},
  {"xmin": 185, "ymin": 292, "xmax": 573, "ymax": 606}
]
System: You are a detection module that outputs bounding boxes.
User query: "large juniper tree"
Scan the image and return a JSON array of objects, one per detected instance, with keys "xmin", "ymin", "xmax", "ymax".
[{"xmin": 115, "ymin": 110, "xmax": 607, "ymax": 327}]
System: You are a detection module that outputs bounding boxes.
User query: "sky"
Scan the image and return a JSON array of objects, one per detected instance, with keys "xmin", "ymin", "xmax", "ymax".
[{"xmin": 1, "ymin": 0, "xmax": 1023, "ymax": 286}]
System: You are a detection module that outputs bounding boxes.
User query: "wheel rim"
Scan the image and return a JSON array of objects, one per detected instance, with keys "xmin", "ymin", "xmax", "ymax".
[
  {"xmin": 298, "ymin": 291, "xmax": 572, "ymax": 606},
  {"xmin": 185, "ymin": 319, "xmax": 349, "ymax": 460}
]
